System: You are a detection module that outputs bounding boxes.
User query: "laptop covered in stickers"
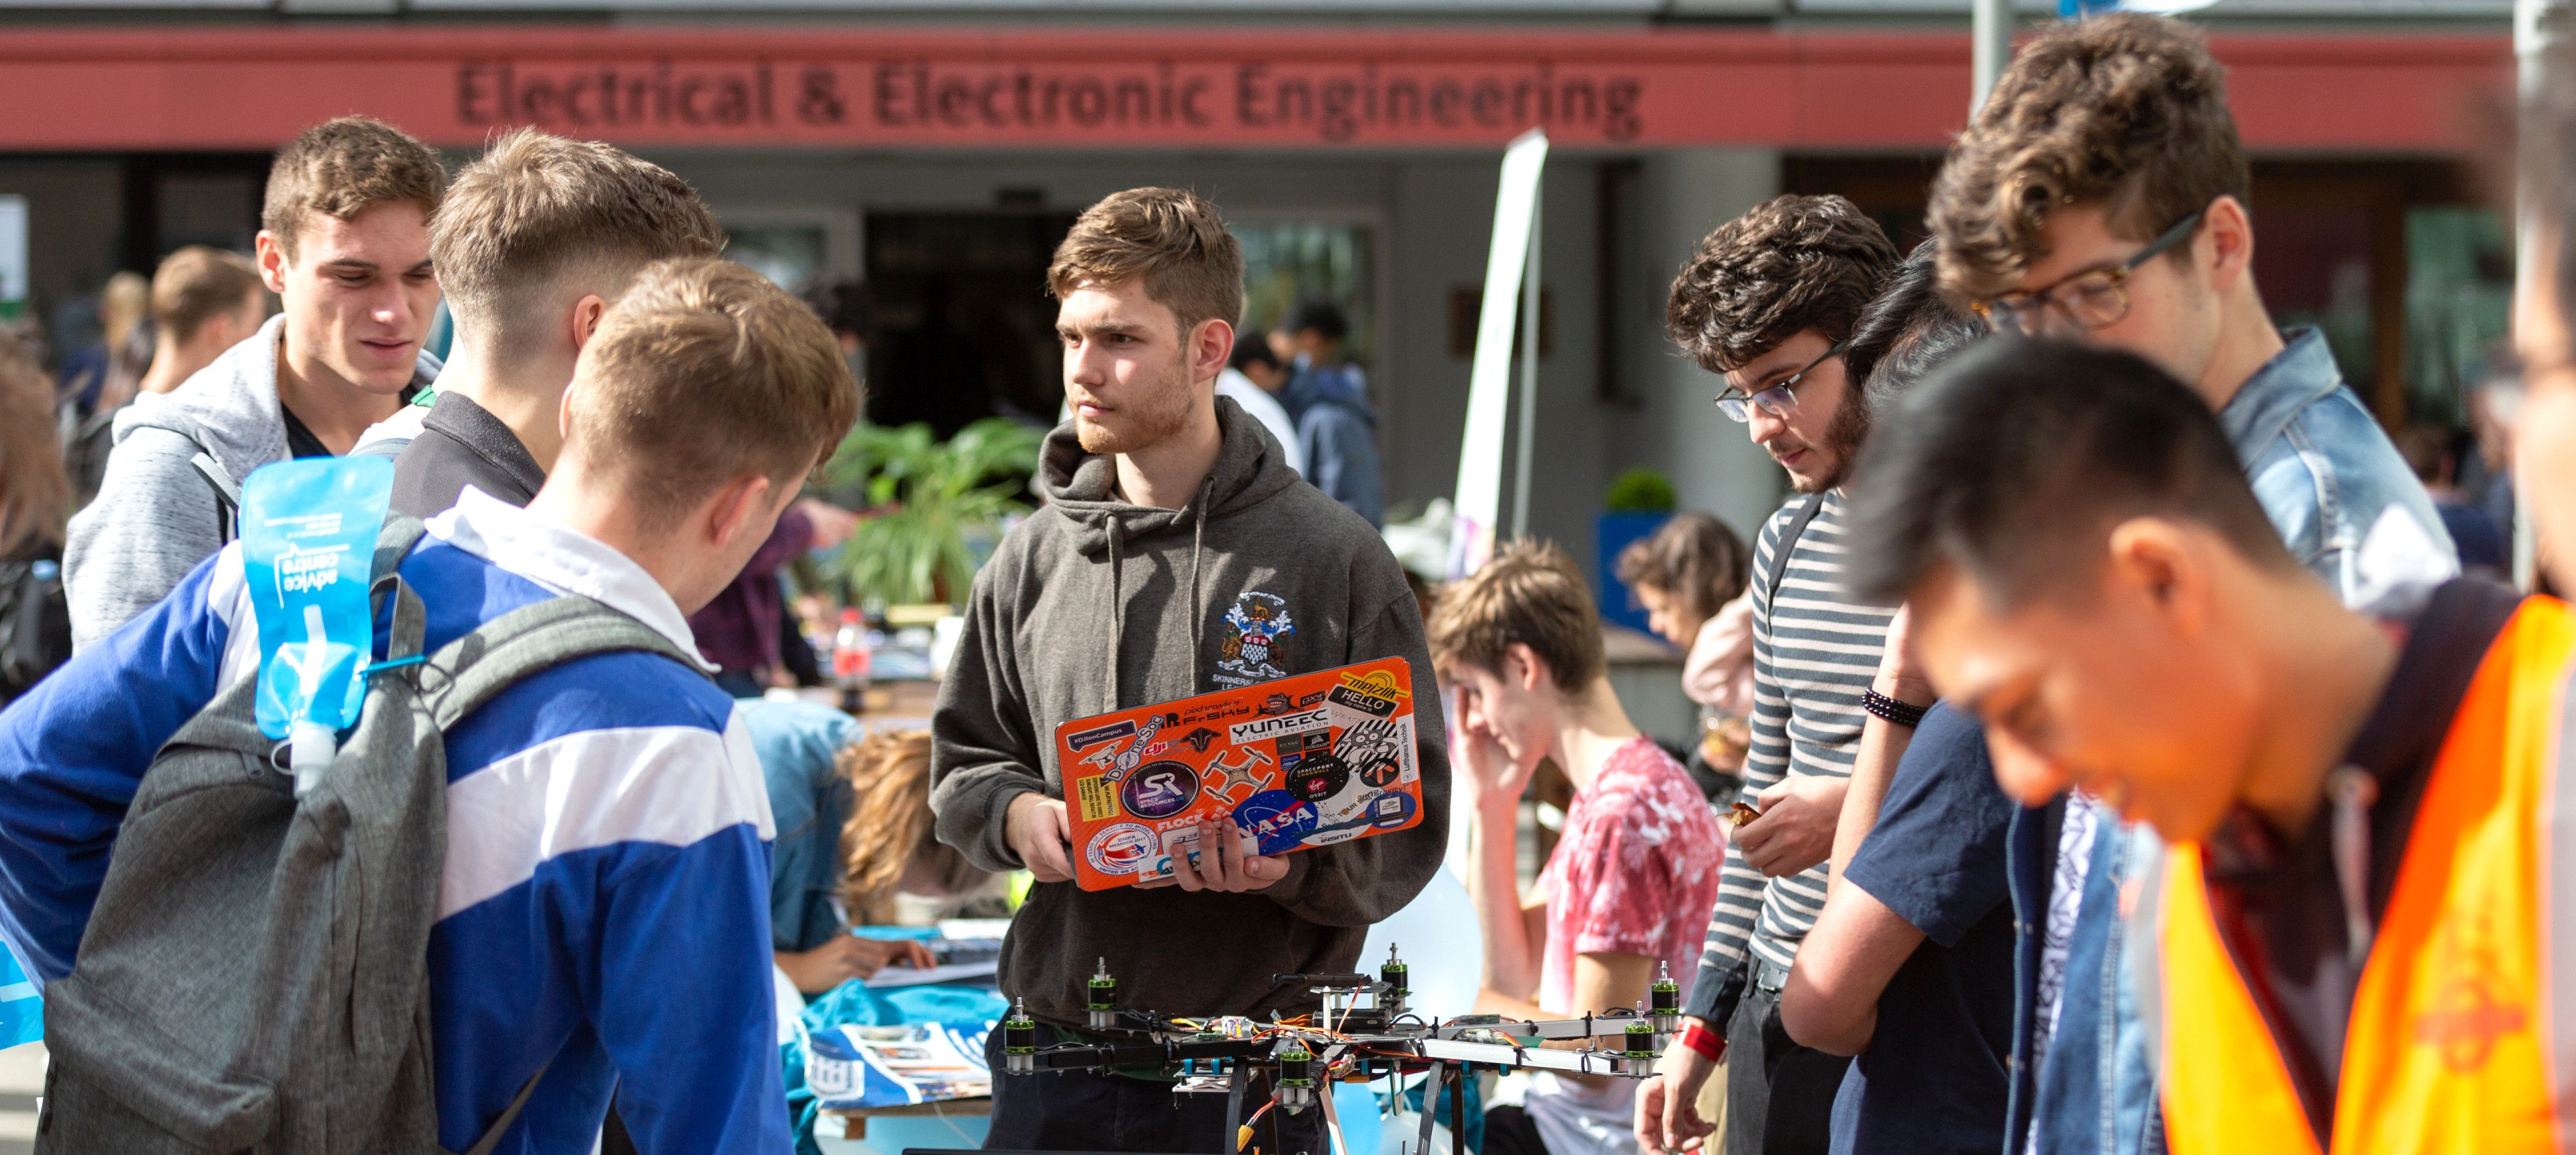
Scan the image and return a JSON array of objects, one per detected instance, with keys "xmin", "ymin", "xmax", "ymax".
[{"xmin": 1054, "ymin": 657, "xmax": 1427, "ymax": 892}]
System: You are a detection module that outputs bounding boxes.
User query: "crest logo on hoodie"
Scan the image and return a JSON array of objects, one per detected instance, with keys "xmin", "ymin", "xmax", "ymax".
[{"xmin": 1215, "ymin": 592, "xmax": 1296, "ymax": 683}]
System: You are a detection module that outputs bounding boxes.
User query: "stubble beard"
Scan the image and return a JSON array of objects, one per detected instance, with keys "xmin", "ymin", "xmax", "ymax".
[
  {"xmin": 1788, "ymin": 389, "xmax": 1872, "ymax": 494},
  {"xmin": 1074, "ymin": 350, "xmax": 1198, "ymax": 456}
]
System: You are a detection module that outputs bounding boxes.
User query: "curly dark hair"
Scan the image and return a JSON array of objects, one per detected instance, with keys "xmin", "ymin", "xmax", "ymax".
[
  {"xmin": 1665, "ymin": 194, "xmax": 1897, "ymax": 374},
  {"xmin": 1929, "ymin": 12, "xmax": 2249, "ymax": 303}
]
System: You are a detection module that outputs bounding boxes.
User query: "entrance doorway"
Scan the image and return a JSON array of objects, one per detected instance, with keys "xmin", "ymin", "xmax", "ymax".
[{"xmin": 864, "ymin": 210, "xmax": 1075, "ymax": 436}]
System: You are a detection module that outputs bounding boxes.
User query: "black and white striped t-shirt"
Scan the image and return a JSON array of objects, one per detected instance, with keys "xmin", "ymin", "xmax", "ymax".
[{"xmin": 1684, "ymin": 489, "xmax": 1894, "ymax": 1023}]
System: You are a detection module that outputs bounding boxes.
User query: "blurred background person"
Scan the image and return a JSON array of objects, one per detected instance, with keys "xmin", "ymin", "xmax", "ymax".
[
  {"xmin": 1616, "ymin": 512, "xmax": 1753, "ymax": 802},
  {"xmin": 2463, "ymin": 363, "xmax": 2520, "ymax": 561},
  {"xmin": 1275, "ymin": 296, "xmax": 1383, "ymax": 524},
  {"xmin": 802, "ymin": 279, "xmax": 870, "ymax": 395},
  {"xmin": 688, "ymin": 497, "xmax": 854, "ymax": 698},
  {"xmin": 1217, "ymin": 330, "xmax": 1305, "ymax": 475},
  {"xmin": 56, "ymin": 248, "xmax": 276, "ymax": 506},
  {"xmin": 56, "ymin": 271, "xmax": 148, "ymax": 419},
  {"xmin": 2396, "ymin": 422, "xmax": 2507, "ymax": 579},
  {"xmin": 53, "ymin": 272, "xmax": 158, "ymax": 507},
  {"xmin": 0, "ymin": 329, "xmax": 71, "ymax": 706},
  {"xmin": 138, "ymin": 247, "xmax": 269, "ymax": 397}
]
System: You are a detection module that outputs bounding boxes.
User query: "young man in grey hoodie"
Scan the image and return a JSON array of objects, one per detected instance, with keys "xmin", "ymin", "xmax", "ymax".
[
  {"xmin": 930, "ymin": 187, "xmax": 1451, "ymax": 1154},
  {"xmin": 62, "ymin": 117, "xmax": 443, "ymax": 650}
]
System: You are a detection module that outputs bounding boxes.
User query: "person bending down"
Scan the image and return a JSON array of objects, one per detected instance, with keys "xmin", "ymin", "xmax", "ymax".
[
  {"xmin": 744, "ymin": 706, "xmax": 997, "ymax": 994},
  {"xmin": 1434, "ymin": 542, "xmax": 1727, "ymax": 1155}
]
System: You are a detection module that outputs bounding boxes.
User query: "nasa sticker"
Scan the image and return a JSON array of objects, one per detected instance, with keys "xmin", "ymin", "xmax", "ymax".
[
  {"xmin": 1232, "ymin": 790, "xmax": 1322, "ymax": 855},
  {"xmin": 1085, "ymin": 822, "xmax": 1160, "ymax": 876},
  {"xmin": 1120, "ymin": 760, "xmax": 1201, "ymax": 819}
]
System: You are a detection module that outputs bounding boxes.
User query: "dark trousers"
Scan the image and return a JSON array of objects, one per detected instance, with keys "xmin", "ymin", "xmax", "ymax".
[
  {"xmin": 1480, "ymin": 1104, "xmax": 1551, "ymax": 1155},
  {"xmin": 1724, "ymin": 980, "xmax": 1849, "ymax": 1155},
  {"xmin": 983, "ymin": 1024, "xmax": 1331, "ymax": 1155}
]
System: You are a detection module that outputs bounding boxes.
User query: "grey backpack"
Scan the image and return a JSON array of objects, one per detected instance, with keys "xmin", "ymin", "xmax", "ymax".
[{"xmin": 36, "ymin": 518, "xmax": 705, "ymax": 1153}]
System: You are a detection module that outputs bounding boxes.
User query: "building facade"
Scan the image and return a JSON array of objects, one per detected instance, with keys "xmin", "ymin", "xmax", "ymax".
[{"xmin": 0, "ymin": 1, "xmax": 2517, "ymax": 558}]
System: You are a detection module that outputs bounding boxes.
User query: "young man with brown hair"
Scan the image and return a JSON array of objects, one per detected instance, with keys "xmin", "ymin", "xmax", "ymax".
[
  {"xmin": 1434, "ymin": 541, "xmax": 1724, "ymax": 1155},
  {"xmin": 138, "ymin": 246, "xmax": 269, "ymax": 397},
  {"xmin": 929, "ymin": 187, "xmax": 1449, "ymax": 1154},
  {"xmin": 0, "ymin": 257, "xmax": 860, "ymax": 1152},
  {"xmin": 376, "ymin": 128, "xmax": 727, "ymax": 517},
  {"xmin": 1923, "ymin": 17, "xmax": 2456, "ymax": 1155},
  {"xmin": 64, "ymin": 116, "xmax": 445, "ymax": 650},
  {"xmin": 1639, "ymin": 193, "xmax": 1898, "ymax": 1155}
]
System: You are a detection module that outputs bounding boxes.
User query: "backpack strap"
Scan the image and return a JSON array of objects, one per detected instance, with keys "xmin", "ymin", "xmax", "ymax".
[
  {"xmin": 368, "ymin": 516, "xmax": 432, "ymax": 666},
  {"xmin": 373, "ymin": 516, "xmax": 428, "ymax": 579},
  {"xmin": 420, "ymin": 595, "xmax": 707, "ymax": 733},
  {"xmin": 189, "ymin": 451, "xmax": 242, "ymax": 545},
  {"xmin": 455, "ymin": 1058, "xmax": 552, "ymax": 1155},
  {"xmin": 1760, "ymin": 492, "xmax": 1825, "ymax": 605}
]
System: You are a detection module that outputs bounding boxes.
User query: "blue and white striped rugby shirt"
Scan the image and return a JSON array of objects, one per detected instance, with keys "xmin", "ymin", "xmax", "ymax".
[{"xmin": 0, "ymin": 487, "xmax": 787, "ymax": 1154}]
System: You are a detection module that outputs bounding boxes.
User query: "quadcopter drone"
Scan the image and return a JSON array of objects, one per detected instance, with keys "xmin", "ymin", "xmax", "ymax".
[{"xmin": 997, "ymin": 944, "xmax": 1684, "ymax": 1155}]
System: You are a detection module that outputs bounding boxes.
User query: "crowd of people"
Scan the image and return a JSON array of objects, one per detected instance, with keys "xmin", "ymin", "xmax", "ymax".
[{"xmin": 0, "ymin": 7, "xmax": 2564, "ymax": 1155}]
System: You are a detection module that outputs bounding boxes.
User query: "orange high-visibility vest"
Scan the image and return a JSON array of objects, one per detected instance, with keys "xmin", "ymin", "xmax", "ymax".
[{"xmin": 2160, "ymin": 596, "xmax": 2576, "ymax": 1155}]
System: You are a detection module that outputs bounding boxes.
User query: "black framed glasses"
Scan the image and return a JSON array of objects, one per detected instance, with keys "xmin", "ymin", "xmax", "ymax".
[
  {"xmin": 1972, "ymin": 210, "xmax": 2206, "ymax": 337},
  {"xmin": 1714, "ymin": 340, "xmax": 1849, "ymax": 423}
]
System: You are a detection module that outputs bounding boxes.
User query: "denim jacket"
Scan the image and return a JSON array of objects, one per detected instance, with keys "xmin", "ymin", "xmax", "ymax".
[
  {"xmin": 2004, "ymin": 804, "xmax": 2164, "ymax": 1155},
  {"xmin": 2003, "ymin": 327, "xmax": 2456, "ymax": 1155},
  {"xmin": 2222, "ymin": 328, "xmax": 2455, "ymax": 596},
  {"xmin": 741, "ymin": 700, "xmax": 862, "ymax": 954}
]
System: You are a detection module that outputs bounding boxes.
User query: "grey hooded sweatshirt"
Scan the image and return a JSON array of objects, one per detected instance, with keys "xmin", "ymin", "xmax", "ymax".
[
  {"xmin": 931, "ymin": 397, "xmax": 1450, "ymax": 1027},
  {"xmin": 62, "ymin": 314, "xmax": 439, "ymax": 649}
]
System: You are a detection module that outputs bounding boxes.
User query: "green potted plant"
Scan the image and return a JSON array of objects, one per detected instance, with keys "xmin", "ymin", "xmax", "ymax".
[
  {"xmin": 1596, "ymin": 467, "xmax": 1677, "ymax": 633},
  {"xmin": 815, "ymin": 417, "xmax": 1046, "ymax": 608}
]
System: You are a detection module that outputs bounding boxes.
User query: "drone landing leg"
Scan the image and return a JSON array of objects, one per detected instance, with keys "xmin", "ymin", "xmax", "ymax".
[
  {"xmin": 1225, "ymin": 1058, "xmax": 1250, "ymax": 1153},
  {"xmin": 1446, "ymin": 1064, "xmax": 1465, "ymax": 1155},
  {"xmin": 1412, "ymin": 1062, "xmax": 1446, "ymax": 1155}
]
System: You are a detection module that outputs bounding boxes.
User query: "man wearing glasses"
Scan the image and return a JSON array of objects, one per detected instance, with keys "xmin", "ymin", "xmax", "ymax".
[
  {"xmin": 1639, "ymin": 193, "xmax": 1898, "ymax": 1155},
  {"xmin": 1925, "ymin": 13, "xmax": 2452, "ymax": 1155}
]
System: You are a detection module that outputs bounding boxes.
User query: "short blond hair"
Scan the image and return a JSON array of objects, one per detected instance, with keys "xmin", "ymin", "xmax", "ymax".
[
  {"xmin": 150, "ymin": 246, "xmax": 265, "ymax": 342},
  {"xmin": 432, "ymin": 129, "xmax": 725, "ymax": 359},
  {"xmin": 569, "ymin": 258, "xmax": 861, "ymax": 524},
  {"xmin": 261, "ymin": 117, "xmax": 445, "ymax": 260},
  {"xmin": 1048, "ymin": 187, "xmax": 1243, "ymax": 336},
  {"xmin": 1427, "ymin": 541, "xmax": 1606, "ymax": 692}
]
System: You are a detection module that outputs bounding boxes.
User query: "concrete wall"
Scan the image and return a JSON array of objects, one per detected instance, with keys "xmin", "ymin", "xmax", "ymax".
[{"xmin": 1614, "ymin": 148, "xmax": 1787, "ymax": 547}]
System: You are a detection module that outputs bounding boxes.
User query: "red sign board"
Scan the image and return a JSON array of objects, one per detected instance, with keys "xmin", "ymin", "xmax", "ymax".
[{"xmin": 0, "ymin": 25, "xmax": 2510, "ymax": 152}]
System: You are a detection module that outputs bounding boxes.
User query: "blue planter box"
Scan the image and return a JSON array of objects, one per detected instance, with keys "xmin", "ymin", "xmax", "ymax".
[{"xmin": 1595, "ymin": 511, "xmax": 1671, "ymax": 636}]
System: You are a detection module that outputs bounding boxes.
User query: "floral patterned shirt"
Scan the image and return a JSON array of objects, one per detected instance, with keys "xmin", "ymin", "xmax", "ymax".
[{"xmin": 1536, "ymin": 737, "xmax": 1729, "ymax": 1015}]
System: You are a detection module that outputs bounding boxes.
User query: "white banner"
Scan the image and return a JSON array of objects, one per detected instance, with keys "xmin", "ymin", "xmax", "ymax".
[{"xmin": 1450, "ymin": 128, "xmax": 1547, "ymax": 578}]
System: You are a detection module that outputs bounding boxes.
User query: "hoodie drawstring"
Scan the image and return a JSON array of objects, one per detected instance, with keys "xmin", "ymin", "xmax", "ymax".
[
  {"xmin": 1188, "ymin": 477, "xmax": 1211, "ymax": 690},
  {"xmin": 1099, "ymin": 479, "xmax": 1215, "ymax": 712},
  {"xmin": 1106, "ymin": 518, "xmax": 1124, "ymax": 715}
]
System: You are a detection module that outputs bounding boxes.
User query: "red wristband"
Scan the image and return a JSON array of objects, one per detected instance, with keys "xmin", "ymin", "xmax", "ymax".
[{"xmin": 1680, "ymin": 1021, "xmax": 1723, "ymax": 1061}]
